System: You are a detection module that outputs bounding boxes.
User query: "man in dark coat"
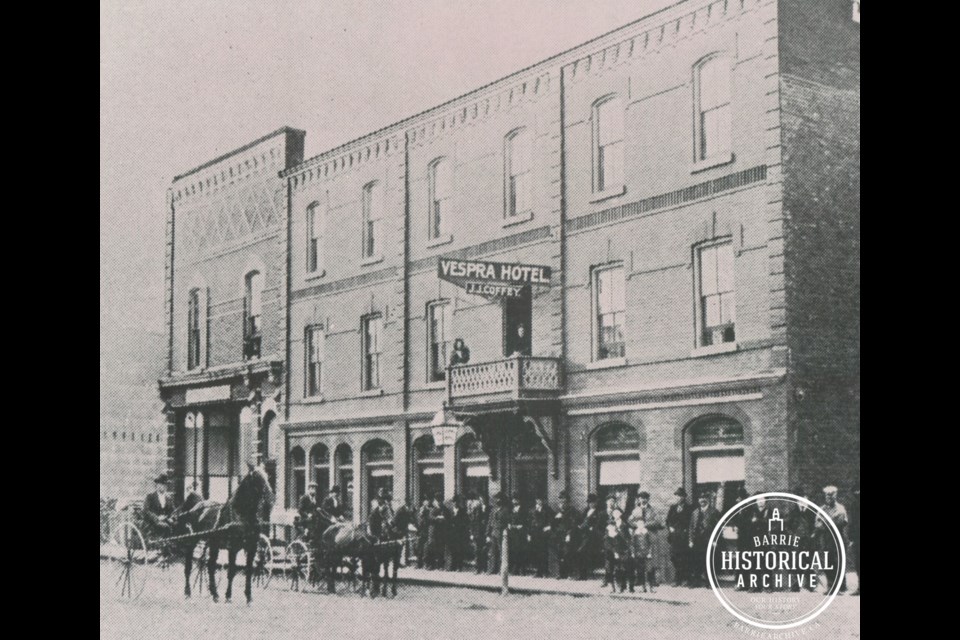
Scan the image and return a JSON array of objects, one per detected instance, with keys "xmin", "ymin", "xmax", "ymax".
[
  {"xmin": 665, "ymin": 487, "xmax": 691, "ymax": 586},
  {"xmin": 425, "ymin": 494, "xmax": 448, "ymax": 569},
  {"xmin": 447, "ymin": 495, "xmax": 470, "ymax": 571},
  {"xmin": 321, "ymin": 485, "xmax": 346, "ymax": 521},
  {"xmin": 486, "ymin": 493, "xmax": 509, "ymax": 574},
  {"xmin": 552, "ymin": 490, "xmax": 579, "ymax": 579},
  {"xmin": 603, "ymin": 509, "xmax": 631, "ymax": 593},
  {"xmin": 297, "ymin": 482, "xmax": 318, "ymax": 539},
  {"xmin": 467, "ymin": 492, "xmax": 489, "ymax": 574},
  {"xmin": 415, "ymin": 497, "xmax": 431, "ymax": 569},
  {"xmin": 143, "ymin": 473, "xmax": 175, "ymax": 538},
  {"xmin": 506, "ymin": 496, "xmax": 528, "ymax": 575},
  {"xmin": 688, "ymin": 493, "xmax": 720, "ymax": 587},
  {"xmin": 528, "ymin": 497, "xmax": 554, "ymax": 577},
  {"xmin": 577, "ymin": 493, "xmax": 605, "ymax": 580},
  {"xmin": 787, "ymin": 487, "xmax": 817, "ymax": 592}
]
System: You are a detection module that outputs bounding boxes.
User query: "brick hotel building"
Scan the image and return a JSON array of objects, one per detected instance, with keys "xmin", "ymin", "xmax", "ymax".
[{"xmin": 158, "ymin": 0, "xmax": 859, "ymax": 532}]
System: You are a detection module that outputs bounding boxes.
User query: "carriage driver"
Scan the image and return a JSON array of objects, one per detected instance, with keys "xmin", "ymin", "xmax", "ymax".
[
  {"xmin": 298, "ymin": 482, "xmax": 318, "ymax": 539},
  {"xmin": 143, "ymin": 472, "xmax": 176, "ymax": 538}
]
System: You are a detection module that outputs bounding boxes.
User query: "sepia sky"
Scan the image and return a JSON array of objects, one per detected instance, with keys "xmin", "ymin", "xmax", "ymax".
[{"xmin": 100, "ymin": 0, "xmax": 672, "ymax": 342}]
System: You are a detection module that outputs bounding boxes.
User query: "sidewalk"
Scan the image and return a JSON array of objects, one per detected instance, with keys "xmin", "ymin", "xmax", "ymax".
[{"xmin": 395, "ymin": 566, "xmax": 703, "ymax": 605}]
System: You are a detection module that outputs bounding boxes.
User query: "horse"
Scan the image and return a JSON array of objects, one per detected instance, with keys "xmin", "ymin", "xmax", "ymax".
[
  {"xmin": 370, "ymin": 504, "xmax": 417, "ymax": 598},
  {"xmin": 171, "ymin": 466, "xmax": 274, "ymax": 604},
  {"xmin": 313, "ymin": 511, "xmax": 378, "ymax": 596}
]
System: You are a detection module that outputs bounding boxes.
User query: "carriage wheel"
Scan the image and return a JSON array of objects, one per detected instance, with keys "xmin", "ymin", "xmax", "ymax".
[
  {"xmin": 110, "ymin": 522, "xmax": 147, "ymax": 599},
  {"xmin": 191, "ymin": 541, "xmax": 218, "ymax": 592},
  {"xmin": 285, "ymin": 541, "xmax": 312, "ymax": 592},
  {"xmin": 251, "ymin": 534, "xmax": 273, "ymax": 589}
]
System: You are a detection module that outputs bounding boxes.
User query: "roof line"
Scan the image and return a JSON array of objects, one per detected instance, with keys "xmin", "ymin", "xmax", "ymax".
[
  {"xmin": 282, "ymin": 0, "xmax": 691, "ymax": 177},
  {"xmin": 173, "ymin": 126, "xmax": 306, "ymax": 182}
]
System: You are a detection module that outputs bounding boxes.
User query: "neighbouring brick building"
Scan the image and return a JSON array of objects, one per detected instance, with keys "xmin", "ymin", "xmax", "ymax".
[{"xmin": 158, "ymin": 0, "xmax": 859, "ymax": 550}]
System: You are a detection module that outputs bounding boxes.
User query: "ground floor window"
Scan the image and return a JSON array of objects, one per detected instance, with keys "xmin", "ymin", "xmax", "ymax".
[
  {"xmin": 363, "ymin": 439, "xmax": 393, "ymax": 515},
  {"xmin": 414, "ymin": 434, "xmax": 444, "ymax": 504},
  {"xmin": 457, "ymin": 434, "xmax": 490, "ymax": 499},
  {"xmin": 310, "ymin": 443, "xmax": 330, "ymax": 496},
  {"xmin": 335, "ymin": 444, "xmax": 354, "ymax": 519},
  {"xmin": 594, "ymin": 422, "xmax": 641, "ymax": 512},
  {"xmin": 290, "ymin": 446, "xmax": 306, "ymax": 506},
  {"xmin": 688, "ymin": 416, "xmax": 745, "ymax": 513},
  {"xmin": 511, "ymin": 426, "xmax": 547, "ymax": 507}
]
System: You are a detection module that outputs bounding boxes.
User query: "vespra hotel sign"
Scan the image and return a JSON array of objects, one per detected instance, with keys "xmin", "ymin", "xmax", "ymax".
[{"xmin": 437, "ymin": 258, "xmax": 552, "ymax": 298}]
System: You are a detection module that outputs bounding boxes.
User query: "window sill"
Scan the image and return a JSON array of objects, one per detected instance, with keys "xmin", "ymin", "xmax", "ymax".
[
  {"xmin": 426, "ymin": 234, "xmax": 453, "ymax": 249},
  {"xmin": 359, "ymin": 388, "xmax": 384, "ymax": 397},
  {"xmin": 585, "ymin": 357, "xmax": 627, "ymax": 371},
  {"xmin": 304, "ymin": 269, "xmax": 327, "ymax": 281},
  {"xmin": 423, "ymin": 380, "xmax": 446, "ymax": 390},
  {"xmin": 690, "ymin": 342, "xmax": 738, "ymax": 358},
  {"xmin": 691, "ymin": 152, "xmax": 734, "ymax": 174},
  {"xmin": 502, "ymin": 211, "xmax": 534, "ymax": 228},
  {"xmin": 301, "ymin": 395, "xmax": 325, "ymax": 404},
  {"xmin": 589, "ymin": 185, "xmax": 626, "ymax": 204},
  {"xmin": 360, "ymin": 255, "xmax": 384, "ymax": 267}
]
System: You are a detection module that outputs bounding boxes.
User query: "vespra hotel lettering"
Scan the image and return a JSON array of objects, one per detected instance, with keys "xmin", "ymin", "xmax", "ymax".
[{"xmin": 438, "ymin": 258, "xmax": 552, "ymax": 286}]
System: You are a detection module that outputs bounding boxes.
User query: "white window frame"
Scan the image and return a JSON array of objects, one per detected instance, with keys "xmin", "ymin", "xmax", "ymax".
[
  {"xmin": 362, "ymin": 314, "xmax": 383, "ymax": 391},
  {"xmin": 306, "ymin": 201, "xmax": 324, "ymax": 275},
  {"xmin": 693, "ymin": 54, "xmax": 733, "ymax": 170},
  {"xmin": 591, "ymin": 263, "xmax": 627, "ymax": 362},
  {"xmin": 428, "ymin": 158, "xmax": 453, "ymax": 243},
  {"xmin": 427, "ymin": 300, "xmax": 452, "ymax": 382},
  {"xmin": 186, "ymin": 287, "xmax": 206, "ymax": 370},
  {"xmin": 694, "ymin": 239, "xmax": 737, "ymax": 349},
  {"xmin": 504, "ymin": 128, "xmax": 533, "ymax": 223},
  {"xmin": 362, "ymin": 181, "xmax": 384, "ymax": 261},
  {"xmin": 593, "ymin": 95, "xmax": 626, "ymax": 197},
  {"xmin": 304, "ymin": 324, "xmax": 325, "ymax": 397}
]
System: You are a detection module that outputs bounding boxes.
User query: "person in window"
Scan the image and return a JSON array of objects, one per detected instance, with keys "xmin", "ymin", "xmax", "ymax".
[
  {"xmin": 143, "ymin": 473, "xmax": 175, "ymax": 539},
  {"xmin": 507, "ymin": 324, "xmax": 531, "ymax": 357},
  {"xmin": 449, "ymin": 338, "xmax": 471, "ymax": 366}
]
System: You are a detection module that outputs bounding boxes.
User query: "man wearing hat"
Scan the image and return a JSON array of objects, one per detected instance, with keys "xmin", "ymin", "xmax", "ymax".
[
  {"xmin": 688, "ymin": 491, "xmax": 720, "ymax": 587},
  {"xmin": 552, "ymin": 490, "xmax": 579, "ymax": 579},
  {"xmin": 816, "ymin": 485, "xmax": 849, "ymax": 593},
  {"xmin": 485, "ymin": 492, "xmax": 509, "ymax": 575},
  {"xmin": 322, "ymin": 485, "xmax": 346, "ymax": 521},
  {"xmin": 576, "ymin": 493, "xmax": 605, "ymax": 580},
  {"xmin": 298, "ymin": 482, "xmax": 318, "ymax": 539},
  {"xmin": 369, "ymin": 487, "xmax": 393, "ymax": 539},
  {"xmin": 665, "ymin": 487, "xmax": 691, "ymax": 586},
  {"xmin": 144, "ymin": 472, "xmax": 176, "ymax": 538}
]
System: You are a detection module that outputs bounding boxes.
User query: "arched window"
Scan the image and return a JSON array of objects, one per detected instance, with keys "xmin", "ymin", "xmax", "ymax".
[
  {"xmin": 306, "ymin": 201, "xmax": 324, "ymax": 274},
  {"xmin": 695, "ymin": 55, "xmax": 732, "ymax": 162},
  {"xmin": 594, "ymin": 95, "xmax": 624, "ymax": 192},
  {"xmin": 310, "ymin": 443, "xmax": 330, "ymax": 496},
  {"xmin": 363, "ymin": 439, "xmax": 394, "ymax": 516},
  {"xmin": 289, "ymin": 446, "xmax": 306, "ymax": 506},
  {"xmin": 362, "ymin": 181, "xmax": 383, "ymax": 259},
  {"xmin": 335, "ymin": 444, "xmax": 354, "ymax": 519},
  {"xmin": 414, "ymin": 434, "xmax": 444, "ymax": 504},
  {"xmin": 687, "ymin": 416, "xmax": 745, "ymax": 512},
  {"xmin": 594, "ymin": 422, "xmax": 641, "ymax": 511},
  {"xmin": 243, "ymin": 271, "xmax": 263, "ymax": 359},
  {"xmin": 505, "ymin": 128, "xmax": 533, "ymax": 219},
  {"xmin": 428, "ymin": 158, "xmax": 452, "ymax": 240}
]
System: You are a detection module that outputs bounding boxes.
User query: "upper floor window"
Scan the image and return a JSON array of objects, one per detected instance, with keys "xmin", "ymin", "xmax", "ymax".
[
  {"xmin": 305, "ymin": 325, "xmax": 325, "ymax": 397},
  {"xmin": 362, "ymin": 314, "xmax": 383, "ymax": 390},
  {"xmin": 695, "ymin": 55, "xmax": 732, "ymax": 163},
  {"xmin": 187, "ymin": 288, "xmax": 203, "ymax": 370},
  {"xmin": 427, "ymin": 301, "xmax": 452, "ymax": 382},
  {"xmin": 853, "ymin": 1, "xmax": 860, "ymax": 23},
  {"xmin": 306, "ymin": 201, "xmax": 323, "ymax": 274},
  {"xmin": 244, "ymin": 271, "xmax": 263, "ymax": 359},
  {"xmin": 362, "ymin": 181, "xmax": 383, "ymax": 259},
  {"xmin": 594, "ymin": 96, "xmax": 625, "ymax": 192},
  {"xmin": 696, "ymin": 240, "xmax": 736, "ymax": 346},
  {"xmin": 593, "ymin": 264, "xmax": 626, "ymax": 360},
  {"xmin": 428, "ymin": 158, "xmax": 452, "ymax": 240},
  {"xmin": 505, "ymin": 128, "xmax": 533, "ymax": 219}
]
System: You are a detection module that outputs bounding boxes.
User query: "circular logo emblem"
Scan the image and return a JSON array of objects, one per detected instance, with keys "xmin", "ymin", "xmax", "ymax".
[{"xmin": 706, "ymin": 492, "xmax": 846, "ymax": 630}]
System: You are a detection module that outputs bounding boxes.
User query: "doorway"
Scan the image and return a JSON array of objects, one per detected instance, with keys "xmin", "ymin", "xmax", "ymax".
[{"xmin": 502, "ymin": 288, "xmax": 532, "ymax": 356}]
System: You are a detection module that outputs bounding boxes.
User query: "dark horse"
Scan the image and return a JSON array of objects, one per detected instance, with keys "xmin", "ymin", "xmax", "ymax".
[
  {"xmin": 172, "ymin": 465, "xmax": 274, "ymax": 604},
  {"xmin": 370, "ymin": 504, "xmax": 417, "ymax": 598}
]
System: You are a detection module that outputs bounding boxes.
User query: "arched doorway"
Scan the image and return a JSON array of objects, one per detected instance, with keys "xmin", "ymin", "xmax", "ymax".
[
  {"xmin": 289, "ymin": 446, "xmax": 306, "ymax": 506},
  {"xmin": 457, "ymin": 433, "xmax": 490, "ymax": 500},
  {"xmin": 593, "ymin": 422, "xmax": 641, "ymax": 512},
  {"xmin": 335, "ymin": 444, "xmax": 354, "ymax": 520},
  {"xmin": 310, "ymin": 443, "xmax": 330, "ymax": 496},
  {"xmin": 510, "ymin": 425, "xmax": 547, "ymax": 507},
  {"xmin": 687, "ymin": 416, "xmax": 745, "ymax": 513},
  {"xmin": 362, "ymin": 439, "xmax": 394, "ymax": 516},
  {"xmin": 413, "ymin": 434, "xmax": 444, "ymax": 505}
]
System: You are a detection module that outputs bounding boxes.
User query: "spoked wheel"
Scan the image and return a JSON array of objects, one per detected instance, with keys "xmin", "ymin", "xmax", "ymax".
[
  {"xmin": 250, "ymin": 534, "xmax": 273, "ymax": 589},
  {"xmin": 191, "ymin": 541, "xmax": 218, "ymax": 593},
  {"xmin": 110, "ymin": 522, "xmax": 148, "ymax": 599},
  {"xmin": 285, "ymin": 541, "xmax": 312, "ymax": 592}
]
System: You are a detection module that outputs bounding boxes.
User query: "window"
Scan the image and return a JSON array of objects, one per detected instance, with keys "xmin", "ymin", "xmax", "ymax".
[
  {"xmin": 362, "ymin": 181, "xmax": 383, "ymax": 259},
  {"xmin": 290, "ymin": 446, "xmax": 306, "ymax": 506},
  {"xmin": 696, "ymin": 241, "xmax": 736, "ymax": 346},
  {"xmin": 306, "ymin": 202, "xmax": 323, "ymax": 274},
  {"xmin": 305, "ymin": 325, "xmax": 325, "ymax": 397},
  {"xmin": 688, "ymin": 416, "xmax": 745, "ymax": 512},
  {"xmin": 594, "ymin": 423, "xmax": 641, "ymax": 511},
  {"xmin": 310, "ymin": 443, "xmax": 330, "ymax": 496},
  {"xmin": 695, "ymin": 56, "xmax": 732, "ymax": 162},
  {"xmin": 594, "ymin": 265, "xmax": 626, "ymax": 360},
  {"xmin": 244, "ymin": 271, "xmax": 263, "ymax": 359},
  {"xmin": 505, "ymin": 128, "xmax": 533, "ymax": 219},
  {"xmin": 427, "ymin": 301, "xmax": 452, "ymax": 381},
  {"xmin": 428, "ymin": 158, "xmax": 452, "ymax": 239},
  {"xmin": 595, "ymin": 96, "xmax": 624, "ymax": 192},
  {"xmin": 362, "ymin": 314, "xmax": 383, "ymax": 390},
  {"xmin": 187, "ymin": 288, "xmax": 202, "ymax": 369}
]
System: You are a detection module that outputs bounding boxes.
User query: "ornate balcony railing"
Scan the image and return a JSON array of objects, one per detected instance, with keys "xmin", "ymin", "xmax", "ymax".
[{"xmin": 447, "ymin": 356, "xmax": 562, "ymax": 404}]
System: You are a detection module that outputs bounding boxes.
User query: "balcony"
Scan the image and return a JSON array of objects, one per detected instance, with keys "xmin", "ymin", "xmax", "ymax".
[{"xmin": 447, "ymin": 356, "xmax": 562, "ymax": 412}]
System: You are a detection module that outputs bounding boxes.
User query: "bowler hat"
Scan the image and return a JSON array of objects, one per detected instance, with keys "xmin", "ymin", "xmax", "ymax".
[
  {"xmin": 154, "ymin": 472, "xmax": 170, "ymax": 484},
  {"xmin": 674, "ymin": 487, "xmax": 687, "ymax": 497}
]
